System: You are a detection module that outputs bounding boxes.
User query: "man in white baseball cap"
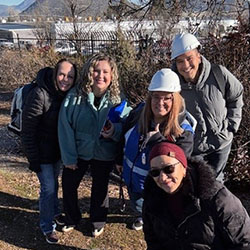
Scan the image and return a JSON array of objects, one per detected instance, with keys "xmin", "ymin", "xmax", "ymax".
[{"xmin": 171, "ymin": 32, "xmax": 244, "ymax": 182}]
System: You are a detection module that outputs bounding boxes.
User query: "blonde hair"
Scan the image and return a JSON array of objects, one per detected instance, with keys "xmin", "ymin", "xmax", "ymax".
[
  {"xmin": 77, "ymin": 53, "xmax": 120, "ymax": 104},
  {"xmin": 138, "ymin": 92, "xmax": 184, "ymax": 137}
]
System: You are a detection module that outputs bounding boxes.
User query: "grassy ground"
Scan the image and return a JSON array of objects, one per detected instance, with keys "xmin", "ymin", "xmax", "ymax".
[
  {"xmin": 0, "ymin": 88, "xmax": 249, "ymax": 250},
  {"xmin": 0, "ymin": 166, "xmax": 146, "ymax": 250},
  {"xmin": 0, "ymin": 88, "xmax": 146, "ymax": 250}
]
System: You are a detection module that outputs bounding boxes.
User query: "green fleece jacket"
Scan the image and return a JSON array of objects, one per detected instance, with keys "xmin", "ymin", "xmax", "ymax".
[{"xmin": 58, "ymin": 87, "xmax": 131, "ymax": 165}]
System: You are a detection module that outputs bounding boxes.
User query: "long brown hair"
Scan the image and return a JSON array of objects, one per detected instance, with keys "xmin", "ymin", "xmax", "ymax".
[{"xmin": 138, "ymin": 92, "xmax": 184, "ymax": 137}]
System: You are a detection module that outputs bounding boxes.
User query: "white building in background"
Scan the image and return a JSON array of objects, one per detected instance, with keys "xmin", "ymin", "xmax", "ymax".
[
  {"xmin": 0, "ymin": 23, "xmax": 37, "ymax": 44},
  {"xmin": 53, "ymin": 18, "xmax": 239, "ymax": 40},
  {"xmin": 53, "ymin": 20, "xmax": 160, "ymax": 40},
  {"xmin": 0, "ymin": 18, "xmax": 239, "ymax": 46}
]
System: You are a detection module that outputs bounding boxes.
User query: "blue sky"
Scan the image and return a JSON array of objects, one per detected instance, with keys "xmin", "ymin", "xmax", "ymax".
[{"xmin": 0, "ymin": 0, "xmax": 23, "ymax": 6}]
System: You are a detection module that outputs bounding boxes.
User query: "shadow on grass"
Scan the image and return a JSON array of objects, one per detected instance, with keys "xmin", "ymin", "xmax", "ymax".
[
  {"xmin": 0, "ymin": 90, "xmax": 13, "ymax": 102},
  {"xmin": 0, "ymin": 205, "xmax": 87, "ymax": 249},
  {"xmin": 0, "ymin": 191, "xmax": 38, "ymax": 210},
  {"xmin": 0, "ymin": 191, "xmax": 136, "ymax": 249}
]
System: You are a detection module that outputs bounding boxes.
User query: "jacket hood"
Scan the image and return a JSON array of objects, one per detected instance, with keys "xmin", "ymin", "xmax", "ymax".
[
  {"xmin": 36, "ymin": 67, "xmax": 65, "ymax": 98},
  {"xmin": 36, "ymin": 67, "xmax": 56, "ymax": 94},
  {"xmin": 183, "ymin": 157, "xmax": 220, "ymax": 199},
  {"xmin": 144, "ymin": 157, "xmax": 222, "ymax": 204}
]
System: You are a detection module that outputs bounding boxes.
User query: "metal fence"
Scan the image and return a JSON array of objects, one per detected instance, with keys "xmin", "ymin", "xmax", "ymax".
[{"xmin": 0, "ymin": 30, "xmax": 148, "ymax": 56}]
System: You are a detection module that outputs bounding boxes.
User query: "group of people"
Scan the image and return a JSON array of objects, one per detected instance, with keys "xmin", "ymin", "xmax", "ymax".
[{"xmin": 20, "ymin": 32, "xmax": 250, "ymax": 249}]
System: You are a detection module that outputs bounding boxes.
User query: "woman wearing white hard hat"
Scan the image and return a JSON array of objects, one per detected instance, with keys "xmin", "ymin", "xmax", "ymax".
[
  {"xmin": 115, "ymin": 68, "xmax": 195, "ymax": 231},
  {"xmin": 171, "ymin": 32, "xmax": 244, "ymax": 183}
]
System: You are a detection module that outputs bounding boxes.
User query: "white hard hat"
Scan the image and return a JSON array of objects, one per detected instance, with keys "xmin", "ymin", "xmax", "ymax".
[
  {"xmin": 148, "ymin": 68, "xmax": 181, "ymax": 92},
  {"xmin": 171, "ymin": 33, "xmax": 201, "ymax": 60}
]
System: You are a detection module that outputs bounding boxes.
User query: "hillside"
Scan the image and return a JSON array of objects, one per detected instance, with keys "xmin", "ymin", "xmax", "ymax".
[
  {"xmin": 0, "ymin": 0, "xmax": 35, "ymax": 16},
  {"xmin": 0, "ymin": 5, "xmax": 10, "ymax": 17},
  {"xmin": 16, "ymin": 0, "xmax": 36, "ymax": 12},
  {"xmin": 22, "ymin": 0, "xmax": 110, "ymax": 19}
]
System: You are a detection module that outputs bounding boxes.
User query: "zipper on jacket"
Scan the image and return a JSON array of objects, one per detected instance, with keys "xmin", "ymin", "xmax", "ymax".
[
  {"xmin": 128, "ymin": 134, "xmax": 149, "ymax": 189},
  {"xmin": 176, "ymin": 207, "xmax": 200, "ymax": 236}
]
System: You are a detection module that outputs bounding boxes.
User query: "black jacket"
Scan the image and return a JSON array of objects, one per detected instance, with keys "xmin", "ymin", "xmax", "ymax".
[
  {"xmin": 21, "ymin": 67, "xmax": 66, "ymax": 172},
  {"xmin": 143, "ymin": 158, "xmax": 250, "ymax": 250}
]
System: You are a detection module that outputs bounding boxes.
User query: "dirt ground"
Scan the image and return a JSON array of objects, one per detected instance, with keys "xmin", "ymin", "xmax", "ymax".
[
  {"xmin": 0, "ymin": 88, "xmax": 249, "ymax": 250},
  {"xmin": 0, "ymin": 88, "xmax": 146, "ymax": 250}
]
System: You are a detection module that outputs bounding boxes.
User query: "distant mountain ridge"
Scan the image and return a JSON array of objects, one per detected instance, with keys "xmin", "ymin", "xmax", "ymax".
[
  {"xmin": 22, "ymin": 0, "xmax": 110, "ymax": 18},
  {"xmin": 0, "ymin": 0, "xmax": 110, "ymax": 19},
  {"xmin": 0, "ymin": 0, "xmax": 35, "ymax": 17},
  {"xmin": 16, "ymin": 0, "xmax": 36, "ymax": 12}
]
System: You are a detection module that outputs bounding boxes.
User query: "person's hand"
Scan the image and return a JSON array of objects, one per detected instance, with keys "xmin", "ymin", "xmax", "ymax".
[
  {"xmin": 147, "ymin": 123, "xmax": 160, "ymax": 138},
  {"xmin": 100, "ymin": 120, "xmax": 114, "ymax": 138},
  {"xmin": 65, "ymin": 164, "xmax": 78, "ymax": 170},
  {"xmin": 116, "ymin": 164, "xmax": 123, "ymax": 175}
]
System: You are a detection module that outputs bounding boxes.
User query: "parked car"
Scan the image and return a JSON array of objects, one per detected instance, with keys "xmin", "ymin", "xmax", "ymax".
[
  {"xmin": 0, "ymin": 39, "xmax": 14, "ymax": 49},
  {"xmin": 81, "ymin": 43, "xmax": 108, "ymax": 56},
  {"xmin": 54, "ymin": 42, "xmax": 77, "ymax": 55}
]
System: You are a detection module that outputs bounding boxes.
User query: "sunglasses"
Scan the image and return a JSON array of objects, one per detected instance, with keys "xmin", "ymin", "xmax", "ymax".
[{"xmin": 149, "ymin": 162, "xmax": 179, "ymax": 177}]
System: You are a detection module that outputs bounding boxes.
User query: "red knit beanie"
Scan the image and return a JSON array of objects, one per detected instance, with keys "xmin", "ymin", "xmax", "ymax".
[{"xmin": 149, "ymin": 142, "xmax": 187, "ymax": 168}]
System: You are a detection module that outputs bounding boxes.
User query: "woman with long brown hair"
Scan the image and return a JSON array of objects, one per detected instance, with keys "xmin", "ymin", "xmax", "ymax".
[{"xmin": 116, "ymin": 68, "xmax": 195, "ymax": 231}]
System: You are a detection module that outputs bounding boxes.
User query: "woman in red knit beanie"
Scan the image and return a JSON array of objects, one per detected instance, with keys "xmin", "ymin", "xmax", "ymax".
[{"xmin": 143, "ymin": 141, "xmax": 250, "ymax": 250}]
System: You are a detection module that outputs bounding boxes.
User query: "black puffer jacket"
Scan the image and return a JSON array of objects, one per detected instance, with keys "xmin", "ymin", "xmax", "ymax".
[
  {"xmin": 143, "ymin": 159, "xmax": 250, "ymax": 250},
  {"xmin": 21, "ymin": 67, "xmax": 66, "ymax": 173}
]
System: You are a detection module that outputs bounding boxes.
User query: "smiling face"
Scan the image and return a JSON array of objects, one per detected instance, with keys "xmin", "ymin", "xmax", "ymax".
[
  {"xmin": 150, "ymin": 155, "xmax": 186, "ymax": 194},
  {"xmin": 92, "ymin": 60, "xmax": 112, "ymax": 97},
  {"xmin": 150, "ymin": 91, "xmax": 173, "ymax": 124},
  {"xmin": 175, "ymin": 49, "xmax": 201, "ymax": 83},
  {"xmin": 56, "ymin": 61, "xmax": 75, "ymax": 92}
]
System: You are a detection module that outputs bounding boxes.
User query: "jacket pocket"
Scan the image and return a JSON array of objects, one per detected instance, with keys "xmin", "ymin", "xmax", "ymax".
[
  {"xmin": 75, "ymin": 132, "xmax": 94, "ymax": 159},
  {"xmin": 216, "ymin": 118, "xmax": 233, "ymax": 141}
]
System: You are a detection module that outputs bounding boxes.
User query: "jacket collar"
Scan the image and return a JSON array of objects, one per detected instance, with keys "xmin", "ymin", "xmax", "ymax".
[{"xmin": 144, "ymin": 158, "xmax": 222, "ymax": 218}]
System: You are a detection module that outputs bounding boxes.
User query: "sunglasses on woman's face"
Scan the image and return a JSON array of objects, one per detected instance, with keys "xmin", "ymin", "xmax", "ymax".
[{"xmin": 149, "ymin": 162, "xmax": 179, "ymax": 177}]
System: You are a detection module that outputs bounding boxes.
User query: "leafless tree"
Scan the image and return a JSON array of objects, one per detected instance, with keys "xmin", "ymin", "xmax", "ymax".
[
  {"xmin": 31, "ymin": 0, "xmax": 93, "ymax": 52},
  {"xmin": 32, "ymin": 0, "xmax": 55, "ymax": 47},
  {"xmin": 57, "ymin": 0, "xmax": 92, "ymax": 54},
  {"xmin": 109, "ymin": 0, "xmax": 249, "ymax": 39}
]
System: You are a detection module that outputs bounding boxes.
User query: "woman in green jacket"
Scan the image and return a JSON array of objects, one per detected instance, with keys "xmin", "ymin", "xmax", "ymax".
[{"xmin": 58, "ymin": 53, "xmax": 130, "ymax": 237}]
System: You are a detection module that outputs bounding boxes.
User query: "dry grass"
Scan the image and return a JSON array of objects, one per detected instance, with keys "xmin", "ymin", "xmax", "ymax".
[
  {"xmin": 0, "ymin": 166, "xmax": 146, "ymax": 250},
  {"xmin": 0, "ymin": 88, "xmax": 146, "ymax": 250},
  {"xmin": 0, "ymin": 46, "xmax": 249, "ymax": 249}
]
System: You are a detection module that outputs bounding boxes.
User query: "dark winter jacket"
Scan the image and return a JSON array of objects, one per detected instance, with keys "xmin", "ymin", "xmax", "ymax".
[
  {"xmin": 143, "ymin": 158, "xmax": 250, "ymax": 250},
  {"xmin": 21, "ymin": 67, "xmax": 67, "ymax": 173}
]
